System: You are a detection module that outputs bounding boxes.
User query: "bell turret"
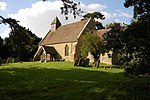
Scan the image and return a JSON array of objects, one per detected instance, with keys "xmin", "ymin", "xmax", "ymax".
[{"xmin": 51, "ymin": 17, "xmax": 61, "ymax": 32}]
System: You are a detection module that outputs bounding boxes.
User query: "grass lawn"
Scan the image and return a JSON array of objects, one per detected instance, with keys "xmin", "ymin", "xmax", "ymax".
[{"xmin": 0, "ymin": 62, "xmax": 150, "ymax": 100}]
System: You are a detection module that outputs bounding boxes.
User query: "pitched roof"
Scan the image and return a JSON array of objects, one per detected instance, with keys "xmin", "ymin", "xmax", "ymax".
[
  {"xmin": 40, "ymin": 18, "xmax": 91, "ymax": 45},
  {"xmin": 97, "ymin": 28, "xmax": 111, "ymax": 37},
  {"xmin": 43, "ymin": 46, "xmax": 57, "ymax": 54}
]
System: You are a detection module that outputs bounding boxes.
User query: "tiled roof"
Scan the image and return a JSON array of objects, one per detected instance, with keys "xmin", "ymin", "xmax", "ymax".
[
  {"xmin": 97, "ymin": 28, "xmax": 111, "ymax": 37},
  {"xmin": 40, "ymin": 19, "xmax": 90, "ymax": 45},
  {"xmin": 43, "ymin": 46, "xmax": 57, "ymax": 54}
]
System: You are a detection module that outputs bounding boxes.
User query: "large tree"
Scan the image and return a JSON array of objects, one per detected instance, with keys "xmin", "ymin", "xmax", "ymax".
[
  {"xmin": 0, "ymin": 36, "xmax": 9, "ymax": 60},
  {"xmin": 79, "ymin": 31, "xmax": 105, "ymax": 67},
  {"xmin": 123, "ymin": 0, "xmax": 150, "ymax": 75},
  {"xmin": 124, "ymin": 0, "xmax": 150, "ymax": 18},
  {"xmin": 103, "ymin": 23, "xmax": 126, "ymax": 53},
  {"xmin": 123, "ymin": 16, "xmax": 150, "ymax": 75},
  {"xmin": 103, "ymin": 0, "xmax": 150, "ymax": 76},
  {"xmin": 0, "ymin": 37, "xmax": 5, "ymax": 58},
  {"xmin": 0, "ymin": 16, "xmax": 41, "ymax": 61}
]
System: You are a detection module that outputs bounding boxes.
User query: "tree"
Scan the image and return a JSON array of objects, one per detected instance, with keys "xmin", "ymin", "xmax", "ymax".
[
  {"xmin": 0, "ymin": 36, "xmax": 9, "ymax": 59},
  {"xmin": 103, "ymin": 23, "xmax": 126, "ymax": 53},
  {"xmin": 123, "ymin": 0, "xmax": 150, "ymax": 75},
  {"xmin": 83, "ymin": 12, "xmax": 105, "ymax": 20},
  {"xmin": 0, "ymin": 16, "xmax": 41, "ymax": 61},
  {"xmin": 79, "ymin": 31, "xmax": 105, "ymax": 67},
  {"xmin": 104, "ymin": 19, "xmax": 150, "ymax": 76},
  {"xmin": 122, "ymin": 16, "xmax": 150, "ymax": 75},
  {"xmin": 103, "ymin": 0, "xmax": 150, "ymax": 76},
  {"xmin": 83, "ymin": 12, "xmax": 105, "ymax": 29},
  {"xmin": 124, "ymin": 0, "xmax": 150, "ymax": 18},
  {"xmin": 0, "ymin": 37, "xmax": 4, "ymax": 58}
]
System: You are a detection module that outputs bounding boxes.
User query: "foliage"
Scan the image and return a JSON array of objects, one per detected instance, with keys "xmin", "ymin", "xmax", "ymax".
[
  {"xmin": 0, "ymin": 62, "xmax": 150, "ymax": 99},
  {"xmin": 0, "ymin": 16, "xmax": 41, "ymax": 61},
  {"xmin": 121, "ymin": 15, "xmax": 150, "ymax": 75},
  {"xmin": 80, "ymin": 12, "xmax": 106, "ymax": 60},
  {"xmin": 43, "ymin": 0, "xmax": 83, "ymax": 20},
  {"xmin": 103, "ymin": 23, "xmax": 126, "ymax": 53},
  {"xmin": 79, "ymin": 31, "xmax": 105, "ymax": 67},
  {"xmin": 95, "ymin": 21, "xmax": 105, "ymax": 29},
  {"xmin": 83, "ymin": 12, "xmax": 105, "ymax": 20},
  {"xmin": 0, "ymin": 36, "xmax": 9, "ymax": 59},
  {"xmin": 123, "ymin": 0, "xmax": 150, "ymax": 75},
  {"xmin": 103, "ymin": 0, "xmax": 150, "ymax": 75},
  {"xmin": 124, "ymin": 0, "xmax": 150, "ymax": 18},
  {"xmin": 83, "ymin": 12, "xmax": 105, "ymax": 29},
  {"xmin": 0, "ymin": 37, "xmax": 4, "ymax": 58},
  {"xmin": 104, "ymin": 19, "xmax": 150, "ymax": 75}
]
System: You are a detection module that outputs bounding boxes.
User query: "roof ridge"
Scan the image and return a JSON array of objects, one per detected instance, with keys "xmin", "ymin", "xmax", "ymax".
[
  {"xmin": 40, "ymin": 18, "xmax": 91, "ymax": 45},
  {"xmin": 38, "ymin": 30, "xmax": 51, "ymax": 46},
  {"xmin": 60, "ymin": 18, "xmax": 89, "ymax": 27},
  {"xmin": 77, "ymin": 18, "xmax": 92, "ymax": 39}
]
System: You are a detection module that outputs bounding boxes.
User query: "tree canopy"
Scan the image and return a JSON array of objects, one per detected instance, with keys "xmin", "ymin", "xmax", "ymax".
[
  {"xmin": 103, "ymin": 23, "xmax": 126, "ymax": 53},
  {"xmin": 83, "ymin": 12, "xmax": 105, "ymax": 20},
  {"xmin": 124, "ymin": 0, "xmax": 150, "ymax": 18},
  {"xmin": 83, "ymin": 12, "xmax": 105, "ymax": 30},
  {"xmin": 123, "ymin": 0, "xmax": 150, "ymax": 75},
  {"xmin": 103, "ymin": 0, "xmax": 150, "ymax": 76},
  {"xmin": 0, "ymin": 16, "xmax": 41, "ymax": 61},
  {"xmin": 79, "ymin": 31, "xmax": 105, "ymax": 67}
]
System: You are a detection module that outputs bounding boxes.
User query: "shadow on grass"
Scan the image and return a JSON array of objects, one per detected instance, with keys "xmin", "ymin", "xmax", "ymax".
[{"xmin": 0, "ymin": 67, "xmax": 150, "ymax": 100}]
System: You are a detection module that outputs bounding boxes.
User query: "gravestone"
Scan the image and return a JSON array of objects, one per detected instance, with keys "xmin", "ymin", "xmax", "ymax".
[
  {"xmin": 15, "ymin": 57, "xmax": 20, "ymax": 62},
  {"xmin": 85, "ymin": 58, "xmax": 90, "ymax": 66},
  {"xmin": 74, "ymin": 58, "xmax": 79, "ymax": 67},
  {"xmin": 78, "ymin": 58, "xmax": 83, "ymax": 66},
  {"xmin": 82, "ymin": 58, "xmax": 90, "ymax": 67},
  {"xmin": 6, "ymin": 57, "xmax": 12, "ymax": 64}
]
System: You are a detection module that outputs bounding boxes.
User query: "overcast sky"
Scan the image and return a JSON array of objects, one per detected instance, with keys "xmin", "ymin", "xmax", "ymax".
[{"xmin": 0, "ymin": 0, "xmax": 133, "ymax": 39}]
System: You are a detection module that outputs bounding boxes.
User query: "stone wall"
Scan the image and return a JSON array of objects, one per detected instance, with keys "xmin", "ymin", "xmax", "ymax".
[
  {"xmin": 87, "ymin": 51, "xmax": 113, "ymax": 65},
  {"xmin": 46, "ymin": 42, "xmax": 78, "ymax": 61}
]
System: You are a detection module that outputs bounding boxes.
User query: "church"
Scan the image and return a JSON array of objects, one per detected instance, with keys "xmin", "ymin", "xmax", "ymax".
[{"xmin": 33, "ymin": 17, "xmax": 118, "ymax": 65}]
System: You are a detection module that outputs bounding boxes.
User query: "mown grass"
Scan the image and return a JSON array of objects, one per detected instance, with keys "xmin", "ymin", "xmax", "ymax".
[{"xmin": 0, "ymin": 62, "xmax": 150, "ymax": 100}]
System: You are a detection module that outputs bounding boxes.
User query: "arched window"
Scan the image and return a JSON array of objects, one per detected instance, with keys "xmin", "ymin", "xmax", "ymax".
[{"xmin": 65, "ymin": 45, "xmax": 69, "ymax": 56}]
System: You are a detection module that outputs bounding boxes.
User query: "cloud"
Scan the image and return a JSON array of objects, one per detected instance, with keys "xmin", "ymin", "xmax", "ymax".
[
  {"xmin": 88, "ymin": 3, "xmax": 107, "ymax": 10},
  {"xmin": 99, "ymin": 10, "xmax": 132, "ymax": 25},
  {"xmin": 114, "ymin": 19, "xmax": 121, "ymax": 23},
  {"xmin": 80, "ymin": 3, "xmax": 107, "ymax": 13},
  {"xmin": 7, "ymin": 0, "xmax": 107, "ymax": 38},
  {"xmin": 119, "ymin": 12, "xmax": 132, "ymax": 19},
  {"xmin": 116, "ymin": 10, "xmax": 133, "ymax": 19},
  {"xmin": 0, "ymin": 2, "xmax": 7, "ymax": 11},
  {"xmin": 0, "ymin": 26, "xmax": 11, "ymax": 39},
  {"xmin": 101, "ymin": 11, "xmax": 112, "ymax": 19},
  {"xmin": 1, "ymin": 1, "xmax": 132, "ymax": 39}
]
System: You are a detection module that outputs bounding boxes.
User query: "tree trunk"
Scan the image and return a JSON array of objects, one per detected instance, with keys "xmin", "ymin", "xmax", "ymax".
[{"xmin": 94, "ymin": 57, "xmax": 100, "ymax": 68}]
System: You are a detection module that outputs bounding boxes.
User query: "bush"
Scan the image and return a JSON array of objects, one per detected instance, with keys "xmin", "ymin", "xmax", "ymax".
[{"xmin": 123, "ymin": 59, "xmax": 150, "ymax": 76}]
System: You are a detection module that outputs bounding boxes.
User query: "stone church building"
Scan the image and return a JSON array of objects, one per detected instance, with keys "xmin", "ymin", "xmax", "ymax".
[{"xmin": 33, "ymin": 17, "xmax": 118, "ymax": 65}]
